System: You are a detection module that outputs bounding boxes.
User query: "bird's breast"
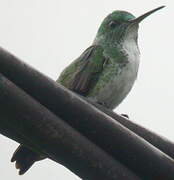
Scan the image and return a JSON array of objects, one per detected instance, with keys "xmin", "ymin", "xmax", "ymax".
[{"xmin": 88, "ymin": 41, "xmax": 140, "ymax": 109}]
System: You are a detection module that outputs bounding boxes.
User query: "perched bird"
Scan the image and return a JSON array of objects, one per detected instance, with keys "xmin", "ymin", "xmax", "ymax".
[{"xmin": 11, "ymin": 6, "xmax": 164, "ymax": 175}]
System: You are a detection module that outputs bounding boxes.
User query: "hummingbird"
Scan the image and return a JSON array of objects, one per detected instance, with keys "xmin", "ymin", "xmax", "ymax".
[{"xmin": 11, "ymin": 6, "xmax": 164, "ymax": 175}]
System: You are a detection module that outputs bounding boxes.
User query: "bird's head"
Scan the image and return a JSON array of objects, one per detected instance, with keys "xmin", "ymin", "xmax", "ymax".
[{"xmin": 94, "ymin": 6, "xmax": 165, "ymax": 47}]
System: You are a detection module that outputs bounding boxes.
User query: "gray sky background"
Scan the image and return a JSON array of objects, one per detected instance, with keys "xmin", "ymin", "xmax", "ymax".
[{"xmin": 0, "ymin": 0, "xmax": 173, "ymax": 179}]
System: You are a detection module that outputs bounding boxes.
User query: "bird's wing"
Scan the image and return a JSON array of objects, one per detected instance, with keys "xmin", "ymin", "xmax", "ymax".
[{"xmin": 57, "ymin": 45, "xmax": 107, "ymax": 95}]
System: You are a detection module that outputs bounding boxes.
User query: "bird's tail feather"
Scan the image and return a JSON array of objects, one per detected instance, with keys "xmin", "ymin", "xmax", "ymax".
[{"xmin": 11, "ymin": 145, "xmax": 45, "ymax": 175}]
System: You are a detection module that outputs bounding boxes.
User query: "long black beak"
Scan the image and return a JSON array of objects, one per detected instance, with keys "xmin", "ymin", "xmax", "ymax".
[{"xmin": 129, "ymin": 6, "xmax": 165, "ymax": 24}]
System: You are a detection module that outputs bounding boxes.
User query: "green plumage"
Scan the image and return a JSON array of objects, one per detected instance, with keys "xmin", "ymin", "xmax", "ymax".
[
  {"xmin": 57, "ymin": 6, "xmax": 164, "ymax": 109},
  {"xmin": 57, "ymin": 11, "xmax": 137, "ymax": 109},
  {"xmin": 11, "ymin": 6, "xmax": 165, "ymax": 175},
  {"xmin": 58, "ymin": 45, "xmax": 106, "ymax": 95}
]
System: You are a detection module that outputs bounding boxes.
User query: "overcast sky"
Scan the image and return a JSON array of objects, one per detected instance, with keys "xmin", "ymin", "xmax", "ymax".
[{"xmin": 0, "ymin": 0, "xmax": 173, "ymax": 179}]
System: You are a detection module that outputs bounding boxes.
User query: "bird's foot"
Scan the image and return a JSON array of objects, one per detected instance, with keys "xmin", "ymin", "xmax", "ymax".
[{"xmin": 121, "ymin": 114, "xmax": 129, "ymax": 119}]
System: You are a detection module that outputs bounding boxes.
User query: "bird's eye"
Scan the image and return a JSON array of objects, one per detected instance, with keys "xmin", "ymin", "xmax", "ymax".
[{"xmin": 108, "ymin": 21, "xmax": 120, "ymax": 28}]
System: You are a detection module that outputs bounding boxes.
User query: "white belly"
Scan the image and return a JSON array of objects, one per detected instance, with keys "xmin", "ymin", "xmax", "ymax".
[{"xmin": 89, "ymin": 40, "xmax": 140, "ymax": 109}]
